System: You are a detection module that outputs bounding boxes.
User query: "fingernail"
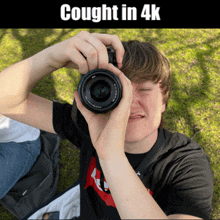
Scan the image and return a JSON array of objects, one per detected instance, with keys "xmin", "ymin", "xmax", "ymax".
[{"xmin": 118, "ymin": 63, "xmax": 122, "ymax": 69}]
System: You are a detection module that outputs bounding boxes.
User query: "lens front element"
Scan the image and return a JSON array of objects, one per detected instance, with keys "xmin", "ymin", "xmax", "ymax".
[
  {"xmin": 90, "ymin": 80, "xmax": 111, "ymax": 102},
  {"xmin": 78, "ymin": 69, "xmax": 122, "ymax": 113}
]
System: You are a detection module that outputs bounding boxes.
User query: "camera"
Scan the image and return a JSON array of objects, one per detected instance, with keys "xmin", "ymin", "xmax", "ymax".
[{"xmin": 78, "ymin": 48, "xmax": 122, "ymax": 114}]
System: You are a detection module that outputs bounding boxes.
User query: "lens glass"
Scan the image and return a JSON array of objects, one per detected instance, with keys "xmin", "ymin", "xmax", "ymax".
[{"xmin": 90, "ymin": 80, "xmax": 111, "ymax": 102}]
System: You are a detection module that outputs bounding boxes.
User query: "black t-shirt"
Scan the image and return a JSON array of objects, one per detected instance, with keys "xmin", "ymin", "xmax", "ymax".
[{"xmin": 53, "ymin": 101, "xmax": 213, "ymax": 220}]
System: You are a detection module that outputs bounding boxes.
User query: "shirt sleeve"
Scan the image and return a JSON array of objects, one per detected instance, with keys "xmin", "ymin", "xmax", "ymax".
[
  {"xmin": 52, "ymin": 101, "xmax": 90, "ymax": 148},
  {"xmin": 164, "ymin": 150, "xmax": 213, "ymax": 220}
]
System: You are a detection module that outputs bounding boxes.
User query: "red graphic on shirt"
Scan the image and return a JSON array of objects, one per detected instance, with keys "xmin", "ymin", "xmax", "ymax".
[
  {"xmin": 85, "ymin": 156, "xmax": 153, "ymax": 208},
  {"xmin": 85, "ymin": 156, "xmax": 116, "ymax": 207}
]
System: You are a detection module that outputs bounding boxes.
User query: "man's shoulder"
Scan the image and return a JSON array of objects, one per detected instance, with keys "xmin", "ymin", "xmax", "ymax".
[
  {"xmin": 155, "ymin": 129, "xmax": 213, "ymax": 220},
  {"xmin": 155, "ymin": 128, "xmax": 212, "ymax": 187},
  {"xmin": 162, "ymin": 128, "xmax": 207, "ymax": 158}
]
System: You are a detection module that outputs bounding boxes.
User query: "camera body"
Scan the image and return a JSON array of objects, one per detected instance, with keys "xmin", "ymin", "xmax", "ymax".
[{"xmin": 78, "ymin": 48, "xmax": 122, "ymax": 113}]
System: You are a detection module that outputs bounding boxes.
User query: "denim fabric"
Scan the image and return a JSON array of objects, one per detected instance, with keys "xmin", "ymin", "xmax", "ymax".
[
  {"xmin": 46, "ymin": 211, "xmax": 59, "ymax": 219},
  {"xmin": 0, "ymin": 137, "xmax": 41, "ymax": 199}
]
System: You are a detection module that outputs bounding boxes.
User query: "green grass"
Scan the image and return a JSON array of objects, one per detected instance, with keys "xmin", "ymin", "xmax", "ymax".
[{"xmin": 0, "ymin": 29, "xmax": 219, "ymax": 219}]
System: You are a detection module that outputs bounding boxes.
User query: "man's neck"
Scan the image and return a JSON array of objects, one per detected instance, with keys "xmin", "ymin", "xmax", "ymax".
[{"xmin": 124, "ymin": 129, "xmax": 158, "ymax": 154}]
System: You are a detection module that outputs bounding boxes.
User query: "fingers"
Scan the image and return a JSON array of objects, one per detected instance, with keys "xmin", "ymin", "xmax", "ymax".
[
  {"xmin": 66, "ymin": 48, "xmax": 89, "ymax": 74},
  {"xmin": 73, "ymin": 91, "xmax": 95, "ymax": 124},
  {"xmin": 85, "ymin": 33, "xmax": 108, "ymax": 69},
  {"xmin": 67, "ymin": 31, "xmax": 124, "ymax": 74},
  {"xmin": 73, "ymin": 91, "xmax": 88, "ymax": 116},
  {"xmin": 73, "ymin": 34, "xmax": 99, "ymax": 72},
  {"xmin": 106, "ymin": 64, "xmax": 133, "ymax": 111},
  {"xmin": 91, "ymin": 33, "xmax": 125, "ymax": 68}
]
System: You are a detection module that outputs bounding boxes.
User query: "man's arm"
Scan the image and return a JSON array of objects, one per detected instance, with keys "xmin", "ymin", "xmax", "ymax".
[
  {"xmin": 0, "ymin": 51, "xmax": 57, "ymax": 114},
  {"xmin": 0, "ymin": 31, "xmax": 124, "ymax": 114},
  {"xmin": 74, "ymin": 64, "xmax": 203, "ymax": 219},
  {"xmin": 99, "ymin": 155, "xmax": 202, "ymax": 219},
  {"xmin": 0, "ymin": 31, "xmax": 124, "ymax": 132},
  {"xmin": 2, "ymin": 93, "xmax": 56, "ymax": 134}
]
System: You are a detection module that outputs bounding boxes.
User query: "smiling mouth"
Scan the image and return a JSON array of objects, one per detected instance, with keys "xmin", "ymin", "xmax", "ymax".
[{"xmin": 128, "ymin": 115, "xmax": 145, "ymax": 121}]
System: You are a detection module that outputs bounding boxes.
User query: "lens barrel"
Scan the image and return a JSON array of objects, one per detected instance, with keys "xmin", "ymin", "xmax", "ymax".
[
  {"xmin": 78, "ymin": 69, "xmax": 122, "ymax": 113},
  {"xmin": 77, "ymin": 47, "xmax": 122, "ymax": 113}
]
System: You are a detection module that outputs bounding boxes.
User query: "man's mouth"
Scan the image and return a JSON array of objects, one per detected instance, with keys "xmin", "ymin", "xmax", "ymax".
[{"xmin": 128, "ymin": 115, "xmax": 145, "ymax": 121}]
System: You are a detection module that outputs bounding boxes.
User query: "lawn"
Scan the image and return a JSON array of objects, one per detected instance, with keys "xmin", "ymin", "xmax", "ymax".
[{"xmin": 0, "ymin": 29, "xmax": 219, "ymax": 219}]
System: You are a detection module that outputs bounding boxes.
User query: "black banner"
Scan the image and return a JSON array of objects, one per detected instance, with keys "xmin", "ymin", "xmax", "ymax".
[{"xmin": 1, "ymin": 2, "xmax": 219, "ymax": 28}]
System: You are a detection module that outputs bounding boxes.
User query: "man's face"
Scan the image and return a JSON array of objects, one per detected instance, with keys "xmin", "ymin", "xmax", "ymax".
[{"xmin": 125, "ymin": 80, "xmax": 166, "ymax": 143}]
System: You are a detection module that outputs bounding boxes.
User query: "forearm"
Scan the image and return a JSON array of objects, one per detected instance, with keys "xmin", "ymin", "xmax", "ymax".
[
  {"xmin": 99, "ymin": 154, "xmax": 168, "ymax": 219},
  {"xmin": 0, "ymin": 31, "xmax": 124, "ymax": 113},
  {"xmin": 0, "ymin": 48, "xmax": 56, "ymax": 112}
]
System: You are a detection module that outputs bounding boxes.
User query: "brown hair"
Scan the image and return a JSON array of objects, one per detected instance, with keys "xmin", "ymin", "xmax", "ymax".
[{"xmin": 120, "ymin": 40, "xmax": 171, "ymax": 127}]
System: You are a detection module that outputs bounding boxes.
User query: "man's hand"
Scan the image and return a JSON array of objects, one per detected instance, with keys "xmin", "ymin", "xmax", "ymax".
[
  {"xmin": 74, "ymin": 64, "xmax": 133, "ymax": 160},
  {"xmin": 0, "ymin": 31, "xmax": 125, "ymax": 131},
  {"xmin": 48, "ymin": 31, "xmax": 125, "ymax": 74}
]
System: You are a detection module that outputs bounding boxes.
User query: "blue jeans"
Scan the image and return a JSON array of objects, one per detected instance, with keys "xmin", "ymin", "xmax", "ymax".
[{"xmin": 0, "ymin": 137, "xmax": 41, "ymax": 199}]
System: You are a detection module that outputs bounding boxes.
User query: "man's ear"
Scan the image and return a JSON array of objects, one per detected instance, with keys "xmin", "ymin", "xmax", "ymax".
[
  {"xmin": 161, "ymin": 95, "xmax": 167, "ymax": 114},
  {"xmin": 161, "ymin": 102, "xmax": 166, "ymax": 113},
  {"xmin": 159, "ymin": 80, "xmax": 166, "ymax": 114}
]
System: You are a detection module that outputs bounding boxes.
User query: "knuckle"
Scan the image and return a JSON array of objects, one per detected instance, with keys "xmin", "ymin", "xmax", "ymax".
[
  {"xmin": 80, "ymin": 59, "xmax": 88, "ymax": 68},
  {"xmin": 97, "ymin": 43, "xmax": 106, "ymax": 52},
  {"xmin": 79, "ymin": 66, "xmax": 88, "ymax": 74},
  {"xmin": 78, "ymin": 59, "xmax": 88, "ymax": 73},
  {"xmin": 118, "ymin": 45, "xmax": 125, "ymax": 55},
  {"xmin": 90, "ymin": 32, "xmax": 101, "ymax": 40},
  {"xmin": 71, "ymin": 35, "xmax": 82, "ymax": 47},
  {"xmin": 78, "ymin": 30, "xmax": 90, "ymax": 37},
  {"xmin": 113, "ymin": 35, "xmax": 122, "ymax": 44},
  {"xmin": 88, "ymin": 48, "xmax": 98, "ymax": 59},
  {"xmin": 100, "ymin": 62, "xmax": 107, "ymax": 69},
  {"xmin": 113, "ymin": 34, "xmax": 120, "ymax": 40},
  {"xmin": 90, "ymin": 32, "xmax": 96, "ymax": 37}
]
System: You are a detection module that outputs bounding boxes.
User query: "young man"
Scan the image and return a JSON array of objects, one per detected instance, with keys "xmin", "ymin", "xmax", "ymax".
[{"xmin": 0, "ymin": 31, "xmax": 213, "ymax": 219}]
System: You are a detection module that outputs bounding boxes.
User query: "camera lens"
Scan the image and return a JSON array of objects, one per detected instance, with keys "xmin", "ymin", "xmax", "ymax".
[
  {"xmin": 90, "ymin": 80, "xmax": 111, "ymax": 102},
  {"xmin": 78, "ymin": 69, "xmax": 122, "ymax": 113},
  {"xmin": 77, "ymin": 48, "xmax": 121, "ymax": 114}
]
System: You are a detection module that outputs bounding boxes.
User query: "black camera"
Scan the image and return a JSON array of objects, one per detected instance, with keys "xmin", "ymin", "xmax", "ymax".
[{"xmin": 78, "ymin": 48, "xmax": 122, "ymax": 114}]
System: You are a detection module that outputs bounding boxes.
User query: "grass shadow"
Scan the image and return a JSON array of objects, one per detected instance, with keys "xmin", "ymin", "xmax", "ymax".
[{"xmin": 10, "ymin": 29, "xmax": 74, "ymax": 100}]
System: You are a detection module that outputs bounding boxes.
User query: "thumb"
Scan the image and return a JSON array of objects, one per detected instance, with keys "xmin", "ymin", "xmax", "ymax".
[{"xmin": 73, "ymin": 91, "xmax": 83, "ymax": 111}]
